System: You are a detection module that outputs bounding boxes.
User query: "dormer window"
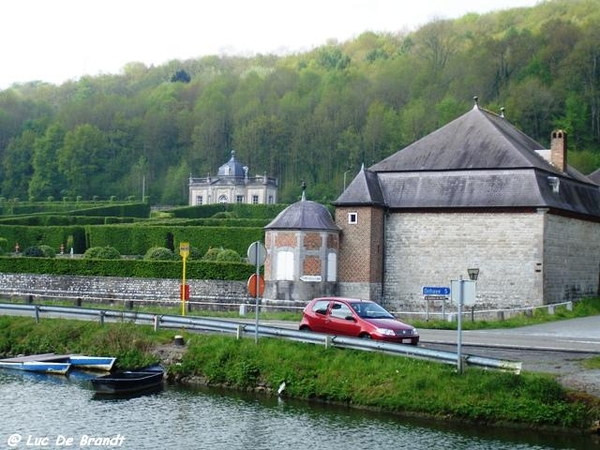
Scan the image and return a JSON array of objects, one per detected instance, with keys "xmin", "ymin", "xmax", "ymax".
[{"xmin": 348, "ymin": 212, "xmax": 358, "ymax": 224}]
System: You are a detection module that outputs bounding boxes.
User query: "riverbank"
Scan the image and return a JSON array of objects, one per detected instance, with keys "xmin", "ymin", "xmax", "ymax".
[{"xmin": 1, "ymin": 316, "xmax": 599, "ymax": 434}]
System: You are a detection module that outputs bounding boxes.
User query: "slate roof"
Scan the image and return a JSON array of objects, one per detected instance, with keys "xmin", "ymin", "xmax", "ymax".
[
  {"xmin": 334, "ymin": 105, "xmax": 600, "ymax": 218},
  {"xmin": 217, "ymin": 151, "xmax": 246, "ymax": 179},
  {"xmin": 265, "ymin": 199, "xmax": 340, "ymax": 231}
]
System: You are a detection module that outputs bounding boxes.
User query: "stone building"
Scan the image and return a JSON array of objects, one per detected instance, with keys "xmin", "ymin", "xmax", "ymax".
[
  {"xmin": 263, "ymin": 191, "xmax": 340, "ymax": 304},
  {"xmin": 188, "ymin": 151, "xmax": 278, "ymax": 206},
  {"xmin": 333, "ymin": 103, "xmax": 600, "ymax": 312}
]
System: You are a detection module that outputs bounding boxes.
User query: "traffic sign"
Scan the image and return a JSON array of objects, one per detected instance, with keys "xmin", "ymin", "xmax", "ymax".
[
  {"xmin": 247, "ymin": 241, "xmax": 267, "ymax": 266},
  {"xmin": 179, "ymin": 242, "xmax": 190, "ymax": 258},
  {"xmin": 247, "ymin": 274, "xmax": 265, "ymax": 297},
  {"xmin": 422, "ymin": 286, "xmax": 450, "ymax": 296}
]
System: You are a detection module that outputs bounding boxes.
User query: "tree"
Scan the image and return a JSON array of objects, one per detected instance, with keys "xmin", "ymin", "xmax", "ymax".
[
  {"xmin": 171, "ymin": 69, "xmax": 191, "ymax": 83},
  {"xmin": 57, "ymin": 124, "xmax": 108, "ymax": 198},
  {"xmin": 28, "ymin": 123, "xmax": 66, "ymax": 200}
]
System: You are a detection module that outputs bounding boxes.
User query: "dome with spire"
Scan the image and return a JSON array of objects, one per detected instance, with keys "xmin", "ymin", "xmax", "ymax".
[{"xmin": 217, "ymin": 151, "xmax": 246, "ymax": 178}]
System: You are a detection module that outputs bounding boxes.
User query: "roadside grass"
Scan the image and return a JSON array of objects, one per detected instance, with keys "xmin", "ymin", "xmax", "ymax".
[
  {"xmin": 0, "ymin": 315, "xmax": 598, "ymax": 430},
  {"xmin": 583, "ymin": 357, "xmax": 600, "ymax": 370},
  {"xmin": 411, "ymin": 297, "xmax": 600, "ymax": 330}
]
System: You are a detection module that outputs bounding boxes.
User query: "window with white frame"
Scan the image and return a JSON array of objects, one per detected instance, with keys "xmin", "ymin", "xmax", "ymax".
[
  {"xmin": 348, "ymin": 212, "xmax": 358, "ymax": 224},
  {"xmin": 196, "ymin": 196, "xmax": 203, "ymax": 205},
  {"xmin": 236, "ymin": 195, "xmax": 244, "ymax": 203},
  {"xmin": 252, "ymin": 195, "xmax": 259, "ymax": 204}
]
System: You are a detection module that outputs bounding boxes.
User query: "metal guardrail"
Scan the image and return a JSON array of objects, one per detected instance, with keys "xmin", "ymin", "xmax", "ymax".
[{"xmin": 0, "ymin": 303, "xmax": 522, "ymax": 374}]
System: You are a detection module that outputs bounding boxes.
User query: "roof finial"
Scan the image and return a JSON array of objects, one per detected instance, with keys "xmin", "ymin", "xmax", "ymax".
[
  {"xmin": 301, "ymin": 181, "xmax": 306, "ymax": 201},
  {"xmin": 500, "ymin": 107, "xmax": 505, "ymax": 118},
  {"xmin": 473, "ymin": 96, "xmax": 479, "ymax": 110}
]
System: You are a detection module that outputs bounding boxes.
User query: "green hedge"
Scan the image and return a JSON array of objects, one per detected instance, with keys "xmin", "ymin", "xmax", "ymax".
[
  {"xmin": 0, "ymin": 201, "xmax": 149, "ymax": 217},
  {"xmin": 168, "ymin": 204, "xmax": 288, "ymax": 219},
  {"xmin": 0, "ymin": 257, "xmax": 254, "ymax": 280},
  {"xmin": 86, "ymin": 225, "xmax": 264, "ymax": 256},
  {"xmin": 0, "ymin": 216, "xmax": 135, "ymax": 226},
  {"xmin": 0, "ymin": 225, "xmax": 87, "ymax": 254}
]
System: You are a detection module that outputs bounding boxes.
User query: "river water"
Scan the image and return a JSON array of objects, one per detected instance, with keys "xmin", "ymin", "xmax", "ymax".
[{"xmin": 0, "ymin": 370, "xmax": 597, "ymax": 450}]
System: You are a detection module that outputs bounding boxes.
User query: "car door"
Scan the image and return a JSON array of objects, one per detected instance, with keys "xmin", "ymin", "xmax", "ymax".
[
  {"xmin": 325, "ymin": 300, "xmax": 361, "ymax": 337},
  {"xmin": 308, "ymin": 299, "xmax": 332, "ymax": 333}
]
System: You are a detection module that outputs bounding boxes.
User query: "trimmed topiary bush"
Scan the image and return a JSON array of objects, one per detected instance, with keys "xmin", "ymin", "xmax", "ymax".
[
  {"xmin": 215, "ymin": 249, "xmax": 241, "ymax": 262},
  {"xmin": 83, "ymin": 246, "xmax": 121, "ymax": 259},
  {"xmin": 144, "ymin": 247, "xmax": 175, "ymax": 261},
  {"xmin": 203, "ymin": 247, "xmax": 222, "ymax": 261},
  {"xmin": 39, "ymin": 245, "xmax": 56, "ymax": 258},
  {"xmin": 23, "ymin": 246, "xmax": 45, "ymax": 257}
]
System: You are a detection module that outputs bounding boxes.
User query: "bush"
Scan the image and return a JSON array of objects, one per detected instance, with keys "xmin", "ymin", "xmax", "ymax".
[
  {"xmin": 23, "ymin": 246, "xmax": 45, "ymax": 257},
  {"xmin": 203, "ymin": 247, "xmax": 222, "ymax": 261},
  {"xmin": 144, "ymin": 247, "xmax": 175, "ymax": 261},
  {"xmin": 84, "ymin": 246, "xmax": 121, "ymax": 259},
  {"xmin": 216, "ymin": 249, "xmax": 241, "ymax": 262},
  {"xmin": 39, "ymin": 245, "xmax": 56, "ymax": 258}
]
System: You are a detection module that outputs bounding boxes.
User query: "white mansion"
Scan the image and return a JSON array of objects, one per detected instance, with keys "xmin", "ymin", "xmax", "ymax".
[{"xmin": 188, "ymin": 151, "xmax": 278, "ymax": 206}]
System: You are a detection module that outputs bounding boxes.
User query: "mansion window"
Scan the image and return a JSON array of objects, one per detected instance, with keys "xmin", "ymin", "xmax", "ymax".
[
  {"xmin": 236, "ymin": 195, "xmax": 244, "ymax": 203},
  {"xmin": 196, "ymin": 196, "xmax": 203, "ymax": 205},
  {"xmin": 252, "ymin": 195, "xmax": 259, "ymax": 204}
]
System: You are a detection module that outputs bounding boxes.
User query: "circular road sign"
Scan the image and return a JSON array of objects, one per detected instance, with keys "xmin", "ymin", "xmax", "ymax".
[
  {"xmin": 247, "ymin": 274, "xmax": 265, "ymax": 297},
  {"xmin": 247, "ymin": 241, "xmax": 267, "ymax": 266}
]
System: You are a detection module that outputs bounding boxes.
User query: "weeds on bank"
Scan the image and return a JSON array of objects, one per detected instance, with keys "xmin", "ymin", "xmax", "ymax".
[{"xmin": 172, "ymin": 334, "xmax": 599, "ymax": 429}]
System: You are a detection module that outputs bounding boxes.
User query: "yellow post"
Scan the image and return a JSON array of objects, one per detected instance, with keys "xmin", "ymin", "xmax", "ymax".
[{"xmin": 179, "ymin": 242, "xmax": 190, "ymax": 316}]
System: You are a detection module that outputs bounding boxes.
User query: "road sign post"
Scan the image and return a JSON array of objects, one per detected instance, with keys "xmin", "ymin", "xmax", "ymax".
[
  {"xmin": 451, "ymin": 278, "xmax": 477, "ymax": 374},
  {"xmin": 247, "ymin": 241, "xmax": 267, "ymax": 344},
  {"xmin": 179, "ymin": 242, "xmax": 190, "ymax": 316}
]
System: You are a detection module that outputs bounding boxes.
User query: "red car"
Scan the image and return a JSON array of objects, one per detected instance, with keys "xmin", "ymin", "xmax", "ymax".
[{"xmin": 299, "ymin": 297, "xmax": 419, "ymax": 345}]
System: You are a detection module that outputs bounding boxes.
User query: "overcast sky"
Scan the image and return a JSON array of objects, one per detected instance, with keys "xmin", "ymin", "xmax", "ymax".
[{"xmin": 1, "ymin": 0, "xmax": 540, "ymax": 89}]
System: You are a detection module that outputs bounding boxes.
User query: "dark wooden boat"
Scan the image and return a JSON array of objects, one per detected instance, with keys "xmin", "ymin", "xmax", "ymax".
[{"xmin": 91, "ymin": 366, "xmax": 164, "ymax": 395}]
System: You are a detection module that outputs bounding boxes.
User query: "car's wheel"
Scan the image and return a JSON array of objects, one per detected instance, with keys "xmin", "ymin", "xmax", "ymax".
[
  {"xmin": 409, "ymin": 339, "xmax": 419, "ymax": 346},
  {"xmin": 359, "ymin": 333, "xmax": 372, "ymax": 339},
  {"xmin": 299, "ymin": 325, "xmax": 311, "ymax": 331}
]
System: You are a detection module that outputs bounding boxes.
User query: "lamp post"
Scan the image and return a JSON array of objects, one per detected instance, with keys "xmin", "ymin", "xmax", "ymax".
[{"xmin": 343, "ymin": 170, "xmax": 350, "ymax": 193}]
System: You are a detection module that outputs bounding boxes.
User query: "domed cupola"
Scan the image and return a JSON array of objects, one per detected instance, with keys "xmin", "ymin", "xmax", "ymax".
[
  {"xmin": 218, "ymin": 150, "xmax": 247, "ymax": 180},
  {"xmin": 263, "ymin": 185, "xmax": 340, "ymax": 305}
]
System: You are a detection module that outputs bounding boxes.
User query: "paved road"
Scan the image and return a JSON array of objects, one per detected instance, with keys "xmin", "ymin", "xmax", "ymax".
[{"xmin": 418, "ymin": 316, "xmax": 600, "ymax": 353}]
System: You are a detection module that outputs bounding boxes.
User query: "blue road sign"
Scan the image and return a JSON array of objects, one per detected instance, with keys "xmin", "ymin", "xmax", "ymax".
[{"xmin": 422, "ymin": 286, "xmax": 450, "ymax": 296}]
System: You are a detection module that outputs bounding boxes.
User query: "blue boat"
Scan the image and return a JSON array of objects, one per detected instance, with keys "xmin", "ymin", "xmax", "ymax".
[
  {"xmin": 68, "ymin": 355, "xmax": 116, "ymax": 372},
  {"xmin": 0, "ymin": 353, "xmax": 116, "ymax": 375},
  {"xmin": 0, "ymin": 360, "xmax": 71, "ymax": 375}
]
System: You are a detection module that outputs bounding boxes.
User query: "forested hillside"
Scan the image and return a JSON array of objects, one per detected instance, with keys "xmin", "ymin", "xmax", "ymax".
[{"xmin": 1, "ymin": 0, "xmax": 600, "ymax": 205}]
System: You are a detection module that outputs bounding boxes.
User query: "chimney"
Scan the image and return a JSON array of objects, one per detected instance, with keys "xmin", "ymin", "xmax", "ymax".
[{"xmin": 550, "ymin": 130, "xmax": 567, "ymax": 172}]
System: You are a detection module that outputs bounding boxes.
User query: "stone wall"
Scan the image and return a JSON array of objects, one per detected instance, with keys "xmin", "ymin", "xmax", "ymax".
[
  {"xmin": 544, "ymin": 212, "xmax": 600, "ymax": 302},
  {"xmin": 0, "ymin": 273, "xmax": 250, "ymax": 310},
  {"xmin": 378, "ymin": 210, "xmax": 600, "ymax": 313},
  {"xmin": 382, "ymin": 211, "xmax": 546, "ymax": 312}
]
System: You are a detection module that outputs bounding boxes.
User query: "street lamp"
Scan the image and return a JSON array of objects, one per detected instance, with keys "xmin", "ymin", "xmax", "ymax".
[{"xmin": 467, "ymin": 268, "xmax": 479, "ymax": 281}]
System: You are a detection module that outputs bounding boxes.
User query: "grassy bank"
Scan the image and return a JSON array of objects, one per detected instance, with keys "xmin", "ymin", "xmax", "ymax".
[{"xmin": 0, "ymin": 316, "xmax": 598, "ymax": 432}]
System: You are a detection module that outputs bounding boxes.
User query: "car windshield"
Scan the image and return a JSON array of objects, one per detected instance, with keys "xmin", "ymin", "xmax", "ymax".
[{"xmin": 352, "ymin": 302, "xmax": 394, "ymax": 319}]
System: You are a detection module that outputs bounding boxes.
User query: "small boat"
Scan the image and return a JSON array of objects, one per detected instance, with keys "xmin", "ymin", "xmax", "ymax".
[
  {"xmin": 0, "ymin": 353, "xmax": 115, "ymax": 375},
  {"xmin": 91, "ymin": 366, "xmax": 164, "ymax": 396},
  {"xmin": 0, "ymin": 360, "xmax": 71, "ymax": 375},
  {"xmin": 68, "ymin": 355, "xmax": 116, "ymax": 372}
]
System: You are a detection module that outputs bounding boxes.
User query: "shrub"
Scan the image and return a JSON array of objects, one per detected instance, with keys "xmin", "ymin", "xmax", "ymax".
[
  {"xmin": 84, "ymin": 246, "xmax": 121, "ymax": 259},
  {"xmin": 216, "ymin": 249, "xmax": 241, "ymax": 262},
  {"xmin": 39, "ymin": 245, "xmax": 56, "ymax": 258},
  {"xmin": 144, "ymin": 247, "xmax": 175, "ymax": 261},
  {"xmin": 203, "ymin": 247, "xmax": 222, "ymax": 261},
  {"xmin": 0, "ymin": 237, "xmax": 7, "ymax": 252},
  {"xmin": 23, "ymin": 246, "xmax": 45, "ymax": 257}
]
